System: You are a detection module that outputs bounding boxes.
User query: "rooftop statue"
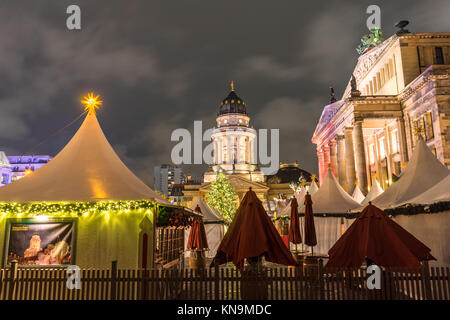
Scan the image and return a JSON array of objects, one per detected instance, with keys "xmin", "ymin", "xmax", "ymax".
[{"xmin": 356, "ymin": 28, "xmax": 384, "ymax": 55}]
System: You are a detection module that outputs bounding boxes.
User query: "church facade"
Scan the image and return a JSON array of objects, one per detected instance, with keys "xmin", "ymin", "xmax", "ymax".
[
  {"xmin": 183, "ymin": 83, "xmax": 314, "ymax": 213},
  {"xmin": 312, "ymin": 31, "xmax": 450, "ymax": 194}
]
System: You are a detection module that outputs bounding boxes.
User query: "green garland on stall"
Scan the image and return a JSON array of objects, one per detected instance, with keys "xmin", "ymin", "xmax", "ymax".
[
  {"xmin": 272, "ymin": 202, "xmax": 450, "ymax": 220},
  {"xmin": 0, "ymin": 200, "xmax": 156, "ymax": 217},
  {"xmin": 157, "ymin": 205, "xmax": 199, "ymax": 228},
  {"xmin": 383, "ymin": 202, "xmax": 450, "ymax": 217},
  {"xmin": 272, "ymin": 215, "xmax": 290, "ymax": 222}
]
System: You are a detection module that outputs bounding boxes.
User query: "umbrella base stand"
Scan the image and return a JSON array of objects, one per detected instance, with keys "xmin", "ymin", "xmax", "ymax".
[
  {"xmin": 241, "ymin": 258, "xmax": 268, "ymax": 300},
  {"xmin": 188, "ymin": 250, "xmax": 206, "ymax": 270}
]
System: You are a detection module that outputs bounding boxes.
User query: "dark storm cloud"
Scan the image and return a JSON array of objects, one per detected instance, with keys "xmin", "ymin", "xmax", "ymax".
[{"xmin": 0, "ymin": 0, "xmax": 448, "ymax": 185}]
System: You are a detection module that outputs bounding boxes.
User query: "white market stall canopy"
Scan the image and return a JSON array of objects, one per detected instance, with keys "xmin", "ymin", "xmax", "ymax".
[
  {"xmin": 371, "ymin": 137, "xmax": 449, "ymax": 209},
  {"xmin": 308, "ymin": 180, "xmax": 319, "ymax": 195},
  {"xmin": 0, "ymin": 110, "xmax": 168, "ymax": 204},
  {"xmin": 190, "ymin": 197, "xmax": 224, "ymax": 223},
  {"xmin": 405, "ymin": 174, "xmax": 450, "ymax": 205},
  {"xmin": 352, "ymin": 185, "xmax": 365, "ymax": 204},
  {"xmin": 279, "ymin": 188, "xmax": 306, "ymax": 216},
  {"xmin": 301, "ymin": 169, "xmax": 360, "ymax": 214},
  {"xmin": 187, "ymin": 197, "xmax": 225, "ymax": 259},
  {"xmin": 361, "ymin": 179, "xmax": 384, "ymax": 206}
]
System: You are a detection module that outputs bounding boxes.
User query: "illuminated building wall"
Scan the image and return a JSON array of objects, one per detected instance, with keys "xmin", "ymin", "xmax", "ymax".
[
  {"xmin": 7, "ymin": 155, "xmax": 52, "ymax": 183},
  {"xmin": 0, "ymin": 152, "xmax": 11, "ymax": 186},
  {"xmin": 312, "ymin": 32, "xmax": 450, "ymax": 194}
]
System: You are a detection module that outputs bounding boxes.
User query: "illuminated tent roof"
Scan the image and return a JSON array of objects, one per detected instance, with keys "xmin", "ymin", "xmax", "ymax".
[
  {"xmin": 371, "ymin": 137, "xmax": 449, "ymax": 209},
  {"xmin": 301, "ymin": 169, "xmax": 360, "ymax": 214},
  {"xmin": 361, "ymin": 179, "xmax": 384, "ymax": 206},
  {"xmin": 405, "ymin": 174, "xmax": 450, "ymax": 205},
  {"xmin": 279, "ymin": 188, "xmax": 306, "ymax": 216},
  {"xmin": 308, "ymin": 180, "xmax": 319, "ymax": 195},
  {"xmin": 352, "ymin": 185, "xmax": 365, "ymax": 204},
  {"xmin": 0, "ymin": 110, "xmax": 169, "ymax": 204},
  {"xmin": 190, "ymin": 197, "xmax": 224, "ymax": 223}
]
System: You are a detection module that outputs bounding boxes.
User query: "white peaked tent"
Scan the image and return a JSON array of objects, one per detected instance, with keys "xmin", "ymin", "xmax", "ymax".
[
  {"xmin": 302, "ymin": 169, "xmax": 361, "ymax": 214},
  {"xmin": 361, "ymin": 179, "xmax": 384, "ymax": 206},
  {"xmin": 352, "ymin": 185, "xmax": 365, "ymax": 204},
  {"xmin": 299, "ymin": 169, "xmax": 360, "ymax": 255},
  {"xmin": 0, "ymin": 111, "xmax": 169, "ymax": 204},
  {"xmin": 308, "ymin": 180, "xmax": 319, "ymax": 195},
  {"xmin": 371, "ymin": 137, "xmax": 450, "ymax": 209},
  {"xmin": 0, "ymin": 106, "xmax": 170, "ymax": 269},
  {"xmin": 279, "ymin": 188, "xmax": 307, "ymax": 216},
  {"xmin": 186, "ymin": 197, "xmax": 225, "ymax": 258},
  {"xmin": 405, "ymin": 174, "xmax": 450, "ymax": 205}
]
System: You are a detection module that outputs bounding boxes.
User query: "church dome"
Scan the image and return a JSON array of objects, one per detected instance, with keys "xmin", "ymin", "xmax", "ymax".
[
  {"xmin": 218, "ymin": 81, "xmax": 247, "ymax": 116},
  {"xmin": 266, "ymin": 163, "xmax": 316, "ymax": 184}
]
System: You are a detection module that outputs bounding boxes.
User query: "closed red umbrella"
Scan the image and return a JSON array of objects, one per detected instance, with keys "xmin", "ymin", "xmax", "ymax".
[
  {"xmin": 326, "ymin": 203, "xmax": 435, "ymax": 269},
  {"xmin": 288, "ymin": 197, "xmax": 302, "ymax": 246},
  {"xmin": 187, "ymin": 206, "xmax": 208, "ymax": 250},
  {"xmin": 303, "ymin": 192, "xmax": 317, "ymax": 249},
  {"xmin": 211, "ymin": 188, "xmax": 298, "ymax": 269}
]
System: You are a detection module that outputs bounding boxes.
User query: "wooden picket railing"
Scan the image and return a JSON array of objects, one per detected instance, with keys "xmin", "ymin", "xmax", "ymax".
[{"xmin": 0, "ymin": 260, "xmax": 448, "ymax": 300}]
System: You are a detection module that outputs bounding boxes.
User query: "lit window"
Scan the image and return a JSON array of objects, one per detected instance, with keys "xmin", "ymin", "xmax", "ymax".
[
  {"xmin": 379, "ymin": 137, "xmax": 386, "ymax": 159},
  {"xmin": 369, "ymin": 144, "xmax": 375, "ymax": 164},
  {"xmin": 1, "ymin": 174, "xmax": 8, "ymax": 184},
  {"xmin": 435, "ymin": 47, "xmax": 444, "ymax": 65},
  {"xmin": 413, "ymin": 117, "xmax": 426, "ymax": 141},
  {"xmin": 391, "ymin": 129, "xmax": 399, "ymax": 154}
]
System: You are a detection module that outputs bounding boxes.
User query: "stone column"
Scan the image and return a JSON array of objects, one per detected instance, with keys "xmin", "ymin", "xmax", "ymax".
[
  {"xmin": 249, "ymin": 138, "xmax": 254, "ymax": 164},
  {"xmin": 384, "ymin": 126, "xmax": 393, "ymax": 183},
  {"xmin": 230, "ymin": 135, "xmax": 235, "ymax": 164},
  {"xmin": 374, "ymin": 134, "xmax": 384, "ymax": 188},
  {"xmin": 317, "ymin": 148, "xmax": 325, "ymax": 183},
  {"xmin": 344, "ymin": 127, "xmax": 356, "ymax": 194},
  {"xmin": 216, "ymin": 138, "xmax": 220, "ymax": 164},
  {"xmin": 213, "ymin": 140, "xmax": 217, "ymax": 164},
  {"xmin": 329, "ymin": 140, "xmax": 338, "ymax": 178},
  {"xmin": 336, "ymin": 135, "xmax": 347, "ymax": 190},
  {"xmin": 219, "ymin": 138, "xmax": 223, "ymax": 164},
  {"xmin": 396, "ymin": 117, "xmax": 409, "ymax": 165},
  {"xmin": 245, "ymin": 137, "xmax": 250, "ymax": 163},
  {"xmin": 323, "ymin": 145, "xmax": 330, "ymax": 173},
  {"xmin": 236, "ymin": 136, "xmax": 241, "ymax": 163},
  {"xmin": 353, "ymin": 121, "xmax": 368, "ymax": 195}
]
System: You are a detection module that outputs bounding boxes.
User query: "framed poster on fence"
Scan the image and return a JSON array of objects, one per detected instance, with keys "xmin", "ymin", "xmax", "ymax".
[{"xmin": 2, "ymin": 218, "xmax": 77, "ymax": 267}]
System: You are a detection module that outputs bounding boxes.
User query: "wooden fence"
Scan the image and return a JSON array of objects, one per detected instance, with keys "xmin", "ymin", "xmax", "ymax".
[{"xmin": 1, "ymin": 261, "xmax": 448, "ymax": 300}]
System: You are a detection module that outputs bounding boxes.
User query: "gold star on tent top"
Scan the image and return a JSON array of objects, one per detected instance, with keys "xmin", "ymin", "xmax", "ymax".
[{"xmin": 81, "ymin": 93, "xmax": 103, "ymax": 114}]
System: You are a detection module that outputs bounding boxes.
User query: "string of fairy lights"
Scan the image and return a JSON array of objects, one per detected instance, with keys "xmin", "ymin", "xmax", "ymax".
[{"xmin": 0, "ymin": 200, "xmax": 157, "ymax": 217}]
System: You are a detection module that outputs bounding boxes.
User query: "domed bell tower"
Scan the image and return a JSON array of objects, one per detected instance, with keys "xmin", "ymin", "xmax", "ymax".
[{"xmin": 204, "ymin": 82, "xmax": 264, "ymax": 183}]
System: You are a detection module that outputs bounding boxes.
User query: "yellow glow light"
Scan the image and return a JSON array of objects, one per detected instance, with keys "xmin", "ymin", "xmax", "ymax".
[
  {"xmin": 34, "ymin": 215, "xmax": 49, "ymax": 222},
  {"xmin": 24, "ymin": 169, "xmax": 33, "ymax": 175},
  {"xmin": 81, "ymin": 92, "xmax": 103, "ymax": 114}
]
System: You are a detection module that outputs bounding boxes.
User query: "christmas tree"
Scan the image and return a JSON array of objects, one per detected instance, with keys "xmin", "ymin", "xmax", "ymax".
[{"xmin": 206, "ymin": 173, "xmax": 238, "ymax": 223}]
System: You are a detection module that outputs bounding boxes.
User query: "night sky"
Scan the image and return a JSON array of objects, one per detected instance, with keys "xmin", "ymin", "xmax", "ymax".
[{"xmin": 0, "ymin": 0, "xmax": 448, "ymax": 186}]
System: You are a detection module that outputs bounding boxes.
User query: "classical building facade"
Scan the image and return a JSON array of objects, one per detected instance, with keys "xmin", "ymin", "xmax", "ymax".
[
  {"xmin": 312, "ymin": 31, "xmax": 450, "ymax": 194},
  {"xmin": 183, "ymin": 83, "xmax": 314, "ymax": 213},
  {"xmin": 0, "ymin": 154, "xmax": 52, "ymax": 186},
  {"xmin": 0, "ymin": 152, "xmax": 11, "ymax": 186}
]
